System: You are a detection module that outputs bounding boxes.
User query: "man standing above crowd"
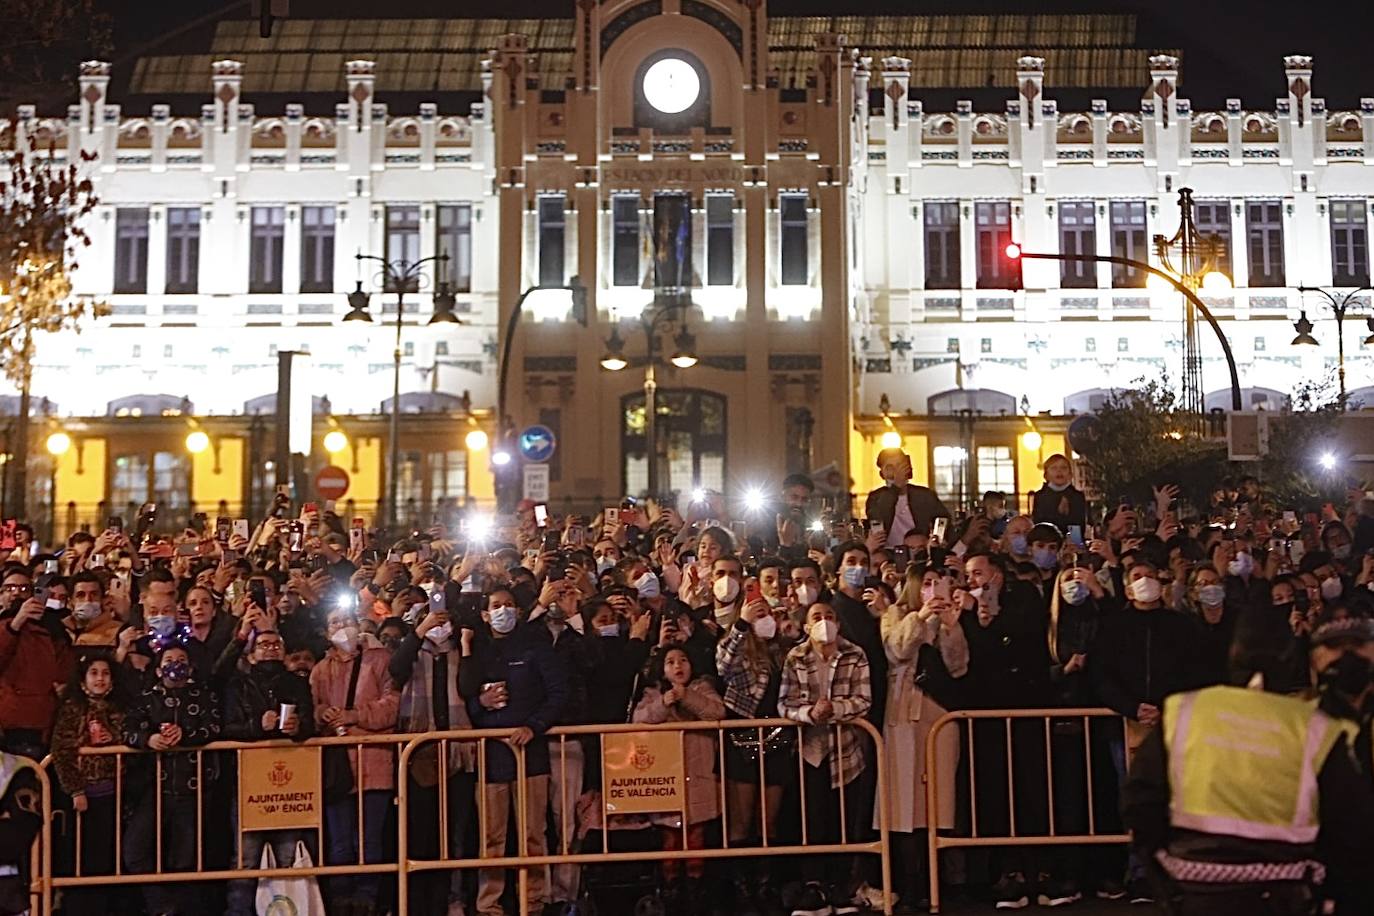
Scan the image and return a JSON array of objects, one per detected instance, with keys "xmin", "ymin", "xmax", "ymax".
[{"xmin": 865, "ymin": 448, "xmax": 950, "ymax": 548}]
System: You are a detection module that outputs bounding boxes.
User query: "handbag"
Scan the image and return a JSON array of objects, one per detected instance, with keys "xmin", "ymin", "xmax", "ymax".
[
  {"xmin": 255, "ymin": 841, "xmax": 326, "ymax": 916},
  {"xmin": 323, "ymin": 654, "xmax": 364, "ymax": 801}
]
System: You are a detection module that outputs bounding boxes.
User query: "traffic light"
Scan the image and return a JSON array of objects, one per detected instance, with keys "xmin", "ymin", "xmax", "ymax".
[
  {"xmin": 1004, "ymin": 242, "xmax": 1024, "ymax": 291},
  {"xmin": 493, "ymin": 449, "xmax": 520, "ymax": 513}
]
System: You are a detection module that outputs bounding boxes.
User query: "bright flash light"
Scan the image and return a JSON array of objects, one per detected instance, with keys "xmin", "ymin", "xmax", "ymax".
[
  {"xmin": 1004, "ymin": 243, "xmax": 1021, "ymax": 260},
  {"xmin": 1022, "ymin": 430, "xmax": 1043, "ymax": 451},
  {"xmin": 45, "ymin": 431, "xmax": 72, "ymax": 456},
  {"xmin": 691, "ymin": 488, "xmax": 707, "ymax": 504},
  {"xmin": 491, "ymin": 450, "xmax": 512, "ymax": 467},
  {"xmin": 743, "ymin": 488, "xmax": 765, "ymax": 513},
  {"xmin": 184, "ymin": 430, "xmax": 210, "ymax": 454},
  {"xmin": 809, "ymin": 520, "xmax": 824, "ymax": 533},
  {"xmin": 465, "ymin": 429, "xmax": 489, "ymax": 451},
  {"xmin": 1320, "ymin": 452, "xmax": 1337, "ymax": 470},
  {"xmin": 323, "ymin": 430, "xmax": 349, "ymax": 454},
  {"xmin": 467, "ymin": 514, "xmax": 494, "ymax": 541},
  {"xmin": 880, "ymin": 430, "xmax": 903, "ymax": 450}
]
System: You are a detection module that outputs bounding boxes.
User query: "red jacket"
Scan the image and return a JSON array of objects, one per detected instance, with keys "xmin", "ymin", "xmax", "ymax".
[{"xmin": 0, "ymin": 619, "xmax": 77, "ymax": 738}]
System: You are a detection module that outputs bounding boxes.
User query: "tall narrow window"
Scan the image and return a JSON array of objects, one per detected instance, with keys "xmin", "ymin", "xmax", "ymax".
[
  {"xmin": 976, "ymin": 445, "xmax": 1015, "ymax": 497},
  {"xmin": 164, "ymin": 207, "xmax": 200, "ymax": 294},
  {"xmin": 923, "ymin": 201, "xmax": 961, "ymax": 289},
  {"xmin": 385, "ymin": 205, "xmax": 421, "ymax": 292},
  {"xmin": 300, "ymin": 206, "xmax": 335, "ymax": 293},
  {"xmin": 975, "ymin": 201, "xmax": 1013, "ymax": 289},
  {"xmin": 114, "ymin": 208, "xmax": 149, "ymax": 293},
  {"xmin": 612, "ymin": 196, "xmax": 640, "ymax": 287},
  {"xmin": 653, "ymin": 194, "xmax": 692, "ymax": 290},
  {"xmin": 706, "ymin": 194, "xmax": 734, "ymax": 286},
  {"xmin": 436, "ymin": 204, "xmax": 472, "ymax": 293},
  {"xmin": 1110, "ymin": 201, "xmax": 1148, "ymax": 287},
  {"xmin": 249, "ymin": 206, "xmax": 285, "ymax": 294},
  {"xmin": 779, "ymin": 193, "xmax": 808, "ymax": 286},
  {"xmin": 1246, "ymin": 201, "xmax": 1285, "ymax": 287},
  {"xmin": 1058, "ymin": 201, "xmax": 1096, "ymax": 288},
  {"xmin": 1330, "ymin": 199, "xmax": 1370, "ymax": 287},
  {"xmin": 538, "ymin": 195, "xmax": 566, "ymax": 286},
  {"xmin": 1193, "ymin": 200, "xmax": 1232, "ymax": 279}
]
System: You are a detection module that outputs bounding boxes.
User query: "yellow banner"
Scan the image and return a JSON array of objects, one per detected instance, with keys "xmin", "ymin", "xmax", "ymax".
[
  {"xmin": 602, "ymin": 731, "xmax": 685, "ymax": 815},
  {"xmin": 238, "ymin": 746, "xmax": 322, "ymax": 832}
]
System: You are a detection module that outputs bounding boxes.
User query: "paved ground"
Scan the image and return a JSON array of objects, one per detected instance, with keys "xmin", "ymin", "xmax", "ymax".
[{"xmin": 929, "ymin": 899, "xmax": 1151, "ymax": 915}]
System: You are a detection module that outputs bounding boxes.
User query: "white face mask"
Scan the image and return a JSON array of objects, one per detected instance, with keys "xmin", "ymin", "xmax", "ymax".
[
  {"xmin": 635, "ymin": 571, "xmax": 661, "ymax": 599},
  {"xmin": 794, "ymin": 583, "xmax": 818, "ymax": 609},
  {"xmin": 713, "ymin": 576, "xmax": 740, "ymax": 605},
  {"xmin": 1129, "ymin": 578, "xmax": 1163, "ymax": 604},
  {"xmin": 425, "ymin": 622, "xmax": 453, "ymax": 645},
  {"xmin": 597, "ymin": 623, "xmax": 621, "ymax": 638},
  {"xmin": 808, "ymin": 618, "xmax": 838, "ymax": 645},
  {"xmin": 1321, "ymin": 576, "xmax": 1344, "ymax": 600},
  {"xmin": 752, "ymin": 615, "xmax": 778, "ymax": 639},
  {"xmin": 330, "ymin": 626, "xmax": 360, "ymax": 654}
]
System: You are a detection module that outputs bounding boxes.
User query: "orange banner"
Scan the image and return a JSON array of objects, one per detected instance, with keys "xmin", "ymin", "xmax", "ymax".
[
  {"xmin": 601, "ymin": 731, "xmax": 685, "ymax": 815},
  {"xmin": 239, "ymin": 746, "xmax": 322, "ymax": 832}
]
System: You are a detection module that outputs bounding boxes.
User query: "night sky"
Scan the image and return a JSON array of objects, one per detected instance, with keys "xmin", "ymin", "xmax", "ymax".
[{"xmin": 98, "ymin": 0, "xmax": 1374, "ymax": 108}]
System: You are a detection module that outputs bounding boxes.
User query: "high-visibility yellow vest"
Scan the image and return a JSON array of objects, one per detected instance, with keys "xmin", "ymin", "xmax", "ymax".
[{"xmin": 1163, "ymin": 685, "xmax": 1343, "ymax": 845}]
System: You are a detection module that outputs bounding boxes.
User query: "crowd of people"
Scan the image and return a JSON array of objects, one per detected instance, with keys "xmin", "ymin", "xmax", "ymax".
[{"xmin": 3, "ymin": 448, "xmax": 1374, "ymax": 916}]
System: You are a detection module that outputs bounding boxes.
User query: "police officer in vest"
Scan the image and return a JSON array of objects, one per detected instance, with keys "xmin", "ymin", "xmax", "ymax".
[{"xmin": 1122, "ymin": 622, "xmax": 1374, "ymax": 915}]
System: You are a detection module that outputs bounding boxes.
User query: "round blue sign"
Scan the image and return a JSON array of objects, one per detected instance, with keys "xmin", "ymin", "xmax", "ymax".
[{"xmin": 517, "ymin": 425, "xmax": 558, "ymax": 463}]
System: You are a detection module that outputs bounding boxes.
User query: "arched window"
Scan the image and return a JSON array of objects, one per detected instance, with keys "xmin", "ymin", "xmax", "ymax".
[
  {"xmin": 106, "ymin": 394, "xmax": 191, "ymax": 418},
  {"xmin": 927, "ymin": 389, "xmax": 1017, "ymax": 416},
  {"xmin": 1063, "ymin": 388, "xmax": 1112, "ymax": 415},
  {"xmin": 622, "ymin": 389, "xmax": 726, "ymax": 499},
  {"xmin": 1203, "ymin": 388, "xmax": 1287, "ymax": 412}
]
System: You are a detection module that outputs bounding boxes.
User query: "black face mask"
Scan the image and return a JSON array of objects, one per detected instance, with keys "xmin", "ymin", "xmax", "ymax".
[
  {"xmin": 255, "ymin": 660, "xmax": 286, "ymax": 678},
  {"xmin": 1320, "ymin": 651, "xmax": 1372, "ymax": 698}
]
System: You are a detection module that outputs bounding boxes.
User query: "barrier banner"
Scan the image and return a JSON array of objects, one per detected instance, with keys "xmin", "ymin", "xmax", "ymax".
[
  {"xmin": 601, "ymin": 731, "xmax": 685, "ymax": 814},
  {"xmin": 239, "ymin": 746, "xmax": 322, "ymax": 831}
]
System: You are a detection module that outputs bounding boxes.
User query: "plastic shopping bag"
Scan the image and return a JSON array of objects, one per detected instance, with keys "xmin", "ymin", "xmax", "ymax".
[{"xmin": 255, "ymin": 840, "xmax": 326, "ymax": 916}]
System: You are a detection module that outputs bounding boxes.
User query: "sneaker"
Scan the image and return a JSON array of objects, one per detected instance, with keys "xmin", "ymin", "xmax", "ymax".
[
  {"xmin": 992, "ymin": 873, "xmax": 1029, "ymax": 910},
  {"xmin": 789, "ymin": 882, "xmax": 834, "ymax": 916},
  {"xmin": 850, "ymin": 883, "xmax": 890, "ymax": 912},
  {"xmin": 1095, "ymin": 879, "xmax": 1127, "ymax": 901},
  {"xmin": 1035, "ymin": 879, "xmax": 1081, "ymax": 908},
  {"xmin": 1126, "ymin": 879, "xmax": 1154, "ymax": 905}
]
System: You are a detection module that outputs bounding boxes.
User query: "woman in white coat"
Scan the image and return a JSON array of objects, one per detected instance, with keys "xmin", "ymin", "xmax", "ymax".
[{"xmin": 875, "ymin": 562, "xmax": 968, "ymax": 909}]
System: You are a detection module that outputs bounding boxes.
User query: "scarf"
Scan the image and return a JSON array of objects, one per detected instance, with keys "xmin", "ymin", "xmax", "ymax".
[{"xmin": 399, "ymin": 644, "xmax": 475, "ymax": 772}]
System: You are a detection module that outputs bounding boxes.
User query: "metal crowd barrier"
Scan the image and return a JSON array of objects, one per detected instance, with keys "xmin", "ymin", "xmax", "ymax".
[
  {"xmin": 923, "ymin": 708, "xmax": 1133, "ymax": 914},
  {"xmin": 28, "ymin": 718, "xmax": 894, "ymax": 916}
]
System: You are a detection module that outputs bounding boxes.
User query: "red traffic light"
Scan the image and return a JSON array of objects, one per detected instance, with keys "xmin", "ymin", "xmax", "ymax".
[{"xmin": 1005, "ymin": 243, "xmax": 1022, "ymax": 259}]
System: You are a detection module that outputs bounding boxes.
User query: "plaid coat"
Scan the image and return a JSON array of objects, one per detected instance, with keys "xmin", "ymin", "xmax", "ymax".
[
  {"xmin": 778, "ymin": 637, "xmax": 872, "ymax": 787},
  {"xmin": 715, "ymin": 620, "xmax": 784, "ymax": 718}
]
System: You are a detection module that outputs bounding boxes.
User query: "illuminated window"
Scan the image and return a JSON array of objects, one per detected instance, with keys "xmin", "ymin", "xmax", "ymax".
[
  {"xmin": 165, "ymin": 208, "xmax": 200, "ymax": 294},
  {"xmin": 385, "ymin": 205, "xmax": 421, "ymax": 292},
  {"xmin": 1193, "ymin": 201, "xmax": 1232, "ymax": 278},
  {"xmin": 932, "ymin": 445, "xmax": 968, "ymax": 507},
  {"xmin": 1246, "ymin": 201, "xmax": 1285, "ymax": 287},
  {"xmin": 436, "ymin": 204, "xmax": 472, "ymax": 293},
  {"xmin": 249, "ymin": 206, "xmax": 286, "ymax": 293},
  {"xmin": 114, "ymin": 208, "xmax": 149, "ymax": 293},
  {"xmin": 1331, "ymin": 200, "xmax": 1369, "ymax": 287},
  {"xmin": 976, "ymin": 445, "xmax": 1015, "ymax": 496},
  {"xmin": 301, "ymin": 206, "xmax": 335, "ymax": 294},
  {"xmin": 1110, "ymin": 201, "xmax": 1148, "ymax": 287},
  {"xmin": 923, "ymin": 201, "xmax": 961, "ymax": 290},
  {"xmin": 975, "ymin": 201, "xmax": 1014, "ymax": 289},
  {"xmin": 1058, "ymin": 201, "xmax": 1096, "ymax": 288}
]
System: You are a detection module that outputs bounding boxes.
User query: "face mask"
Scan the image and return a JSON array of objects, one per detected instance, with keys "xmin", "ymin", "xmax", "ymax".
[
  {"xmin": 1031, "ymin": 546, "xmax": 1058, "ymax": 570},
  {"xmin": 596, "ymin": 557, "xmax": 616, "ymax": 575},
  {"xmin": 794, "ymin": 584, "xmax": 819, "ymax": 609},
  {"xmin": 404, "ymin": 602, "xmax": 426, "ymax": 625},
  {"xmin": 1227, "ymin": 552, "xmax": 1254, "ymax": 577},
  {"xmin": 597, "ymin": 623, "xmax": 621, "ymax": 638},
  {"xmin": 545, "ymin": 600, "xmax": 568, "ymax": 620},
  {"xmin": 808, "ymin": 618, "xmax": 838, "ymax": 645},
  {"xmin": 713, "ymin": 576, "xmax": 740, "ymax": 604},
  {"xmin": 765, "ymin": 594, "xmax": 782, "ymax": 608},
  {"xmin": 330, "ymin": 626, "xmax": 360, "ymax": 654},
  {"xmin": 1129, "ymin": 578, "xmax": 1162, "ymax": 604},
  {"xmin": 635, "ymin": 572, "xmax": 661, "ymax": 599},
  {"xmin": 1059, "ymin": 580, "xmax": 1089, "ymax": 606},
  {"xmin": 147, "ymin": 615, "xmax": 176, "ymax": 638},
  {"xmin": 841, "ymin": 566, "xmax": 867, "ymax": 589},
  {"xmin": 255, "ymin": 659, "xmax": 286, "ymax": 677},
  {"xmin": 1198, "ymin": 584, "xmax": 1226, "ymax": 607},
  {"xmin": 1332, "ymin": 544, "xmax": 1353, "ymax": 561},
  {"xmin": 419, "ymin": 581, "xmax": 436, "ymax": 596},
  {"xmin": 752, "ymin": 615, "xmax": 778, "ymax": 639},
  {"xmin": 488, "ymin": 604, "xmax": 518, "ymax": 635},
  {"xmin": 1322, "ymin": 576, "xmax": 1344, "ymax": 600},
  {"xmin": 72, "ymin": 602, "xmax": 102, "ymax": 624},
  {"xmin": 968, "ymin": 586, "xmax": 985, "ymax": 601},
  {"xmin": 1320, "ymin": 651, "xmax": 1373, "ymax": 697},
  {"xmin": 1008, "ymin": 534, "xmax": 1029, "ymax": 555},
  {"xmin": 1046, "ymin": 480, "xmax": 1071, "ymax": 492},
  {"xmin": 425, "ymin": 622, "xmax": 453, "ymax": 645},
  {"xmin": 160, "ymin": 660, "xmax": 191, "ymax": 685}
]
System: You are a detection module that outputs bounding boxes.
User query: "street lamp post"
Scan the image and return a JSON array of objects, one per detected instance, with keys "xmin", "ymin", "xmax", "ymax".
[
  {"xmin": 344, "ymin": 252, "xmax": 463, "ymax": 530},
  {"xmin": 1293, "ymin": 285, "xmax": 1374, "ymax": 405},
  {"xmin": 600, "ymin": 290, "xmax": 698, "ymax": 500}
]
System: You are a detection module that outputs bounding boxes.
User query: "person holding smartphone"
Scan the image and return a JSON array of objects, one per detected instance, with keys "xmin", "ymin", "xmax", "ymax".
[
  {"xmin": 864, "ymin": 448, "xmax": 951, "ymax": 550},
  {"xmin": 0, "ymin": 566, "xmax": 76, "ymax": 757}
]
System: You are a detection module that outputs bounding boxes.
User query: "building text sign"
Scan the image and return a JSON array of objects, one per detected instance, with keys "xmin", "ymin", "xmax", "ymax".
[
  {"xmin": 602, "ymin": 164, "xmax": 746, "ymax": 186},
  {"xmin": 601, "ymin": 731, "xmax": 685, "ymax": 814},
  {"xmin": 239, "ymin": 746, "xmax": 322, "ymax": 832}
]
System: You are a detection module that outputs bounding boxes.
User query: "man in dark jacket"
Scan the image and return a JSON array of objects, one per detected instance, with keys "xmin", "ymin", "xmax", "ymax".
[
  {"xmin": 460, "ymin": 587, "xmax": 568, "ymax": 916},
  {"xmin": 223, "ymin": 630, "xmax": 315, "ymax": 916},
  {"xmin": 864, "ymin": 448, "xmax": 950, "ymax": 547},
  {"xmin": 123, "ymin": 644, "xmax": 221, "ymax": 916},
  {"xmin": 1029, "ymin": 454, "xmax": 1088, "ymax": 534}
]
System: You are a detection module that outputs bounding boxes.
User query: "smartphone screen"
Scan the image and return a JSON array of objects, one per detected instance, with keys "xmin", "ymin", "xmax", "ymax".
[
  {"xmin": 933, "ymin": 577, "xmax": 951, "ymax": 601},
  {"xmin": 534, "ymin": 504, "xmax": 549, "ymax": 527},
  {"xmin": 744, "ymin": 579, "xmax": 763, "ymax": 605},
  {"xmin": 930, "ymin": 517, "xmax": 948, "ymax": 545},
  {"xmin": 868, "ymin": 518, "xmax": 885, "ymax": 536},
  {"xmin": 215, "ymin": 516, "xmax": 231, "ymax": 544},
  {"xmin": 233, "ymin": 518, "xmax": 250, "ymax": 540},
  {"xmin": 1067, "ymin": 525, "xmax": 1084, "ymax": 548}
]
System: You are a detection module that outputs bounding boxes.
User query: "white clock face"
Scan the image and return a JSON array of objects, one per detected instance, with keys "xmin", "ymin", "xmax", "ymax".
[{"xmin": 642, "ymin": 58, "xmax": 700, "ymax": 114}]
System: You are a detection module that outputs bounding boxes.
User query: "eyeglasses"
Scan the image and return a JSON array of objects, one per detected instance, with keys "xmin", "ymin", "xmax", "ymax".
[
  {"xmin": 2, "ymin": 583, "xmax": 32, "ymax": 593},
  {"xmin": 255, "ymin": 640, "xmax": 285, "ymax": 651}
]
